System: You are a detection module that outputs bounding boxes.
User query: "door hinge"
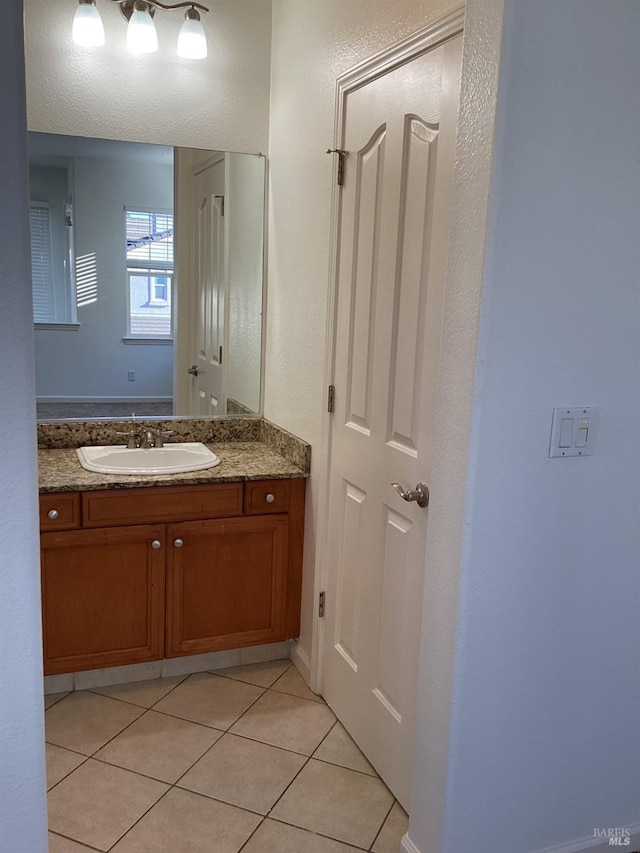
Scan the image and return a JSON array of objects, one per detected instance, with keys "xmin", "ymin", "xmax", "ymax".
[
  {"xmin": 318, "ymin": 591, "xmax": 326, "ymax": 618},
  {"xmin": 214, "ymin": 194, "xmax": 225, "ymax": 216},
  {"xmin": 326, "ymin": 149, "xmax": 347, "ymax": 187},
  {"xmin": 219, "ymin": 345, "xmax": 223, "ymax": 365},
  {"xmin": 327, "ymin": 385, "xmax": 335, "ymax": 413}
]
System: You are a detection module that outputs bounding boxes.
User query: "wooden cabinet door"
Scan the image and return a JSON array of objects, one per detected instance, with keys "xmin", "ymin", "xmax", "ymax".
[
  {"xmin": 166, "ymin": 515, "xmax": 288, "ymax": 657},
  {"xmin": 41, "ymin": 524, "xmax": 166, "ymax": 675}
]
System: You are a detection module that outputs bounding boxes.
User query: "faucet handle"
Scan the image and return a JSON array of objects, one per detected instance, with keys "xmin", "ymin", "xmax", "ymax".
[
  {"xmin": 115, "ymin": 430, "xmax": 138, "ymax": 449},
  {"xmin": 153, "ymin": 430, "xmax": 174, "ymax": 448}
]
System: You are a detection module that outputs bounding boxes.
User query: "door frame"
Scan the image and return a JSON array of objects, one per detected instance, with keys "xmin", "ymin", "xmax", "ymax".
[
  {"xmin": 309, "ymin": 7, "xmax": 465, "ymax": 694},
  {"xmin": 173, "ymin": 150, "xmax": 269, "ymax": 416}
]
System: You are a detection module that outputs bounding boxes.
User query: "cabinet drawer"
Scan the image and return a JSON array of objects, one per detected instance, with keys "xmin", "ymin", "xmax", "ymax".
[
  {"xmin": 40, "ymin": 493, "xmax": 80, "ymax": 531},
  {"xmin": 245, "ymin": 479, "xmax": 290, "ymax": 514},
  {"xmin": 82, "ymin": 483, "xmax": 244, "ymax": 528}
]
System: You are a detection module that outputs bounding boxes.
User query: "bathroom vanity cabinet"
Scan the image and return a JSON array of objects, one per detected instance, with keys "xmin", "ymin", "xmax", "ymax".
[{"xmin": 39, "ymin": 479, "xmax": 306, "ymax": 676}]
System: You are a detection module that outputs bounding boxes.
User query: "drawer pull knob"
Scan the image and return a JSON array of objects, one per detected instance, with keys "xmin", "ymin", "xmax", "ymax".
[
  {"xmin": 174, "ymin": 538, "xmax": 184, "ymax": 548},
  {"xmin": 266, "ymin": 494, "xmax": 275, "ymax": 504},
  {"xmin": 47, "ymin": 509, "xmax": 59, "ymax": 520},
  {"xmin": 151, "ymin": 540, "xmax": 162, "ymax": 550}
]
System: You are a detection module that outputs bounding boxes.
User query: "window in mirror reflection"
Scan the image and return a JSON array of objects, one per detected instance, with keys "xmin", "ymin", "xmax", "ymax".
[
  {"xmin": 125, "ymin": 209, "xmax": 174, "ymax": 339},
  {"xmin": 29, "ymin": 168, "xmax": 77, "ymax": 326}
]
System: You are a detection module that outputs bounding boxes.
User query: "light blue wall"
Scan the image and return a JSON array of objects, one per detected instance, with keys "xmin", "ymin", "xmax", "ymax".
[
  {"xmin": 441, "ymin": 3, "xmax": 640, "ymax": 851},
  {"xmin": 0, "ymin": 0, "xmax": 48, "ymax": 849}
]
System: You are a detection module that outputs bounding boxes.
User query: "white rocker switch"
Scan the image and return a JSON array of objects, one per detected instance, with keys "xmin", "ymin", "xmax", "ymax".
[
  {"xmin": 575, "ymin": 418, "xmax": 590, "ymax": 447},
  {"xmin": 559, "ymin": 418, "xmax": 574, "ymax": 448},
  {"xmin": 549, "ymin": 407, "xmax": 597, "ymax": 457}
]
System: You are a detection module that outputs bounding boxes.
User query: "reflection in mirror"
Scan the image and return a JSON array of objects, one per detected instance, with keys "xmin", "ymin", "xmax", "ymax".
[{"xmin": 28, "ymin": 133, "xmax": 265, "ymax": 422}]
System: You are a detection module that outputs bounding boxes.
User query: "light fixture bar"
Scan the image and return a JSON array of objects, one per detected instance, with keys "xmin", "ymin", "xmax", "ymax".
[
  {"xmin": 72, "ymin": 0, "xmax": 210, "ymax": 58},
  {"xmin": 104, "ymin": 0, "xmax": 209, "ymax": 16}
]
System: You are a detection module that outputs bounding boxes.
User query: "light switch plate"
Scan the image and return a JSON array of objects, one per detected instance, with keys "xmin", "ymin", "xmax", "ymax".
[{"xmin": 549, "ymin": 407, "xmax": 597, "ymax": 457}]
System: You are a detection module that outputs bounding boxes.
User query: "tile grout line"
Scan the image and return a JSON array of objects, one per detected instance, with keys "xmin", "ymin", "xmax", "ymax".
[
  {"xmin": 167, "ymin": 674, "xmax": 304, "ymax": 794},
  {"xmin": 255, "ymin": 707, "xmax": 395, "ymax": 851},
  {"xmin": 47, "ymin": 666, "xmax": 393, "ymax": 852},
  {"xmin": 368, "ymin": 798, "xmax": 396, "ymax": 852},
  {"xmin": 106, "ymin": 782, "xmax": 175, "ymax": 852},
  {"xmin": 267, "ymin": 817, "xmax": 372, "ymax": 852},
  {"xmin": 235, "ymin": 684, "xmax": 339, "ymax": 853},
  {"xmin": 100, "ymin": 670, "xmax": 304, "ymax": 853},
  {"xmin": 235, "ymin": 750, "xmax": 313, "ymax": 853},
  {"xmin": 45, "ymin": 671, "xmax": 192, "ymax": 760},
  {"xmin": 48, "ymin": 829, "xmax": 104, "ymax": 852},
  {"xmin": 45, "ymin": 752, "xmax": 91, "ymax": 795},
  {"xmin": 82, "ymin": 672, "xmax": 190, "ymax": 709},
  {"xmin": 101, "ymin": 665, "xmax": 309, "ymax": 852},
  {"xmin": 44, "ymin": 692, "xmax": 71, "ymax": 710},
  {"xmin": 47, "ymin": 670, "xmax": 261, "ymax": 765},
  {"xmin": 205, "ymin": 658, "xmax": 292, "ymax": 688}
]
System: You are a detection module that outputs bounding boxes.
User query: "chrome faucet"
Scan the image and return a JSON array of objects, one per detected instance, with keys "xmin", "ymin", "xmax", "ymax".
[
  {"xmin": 115, "ymin": 427, "xmax": 174, "ymax": 449},
  {"xmin": 139, "ymin": 431, "xmax": 155, "ymax": 449},
  {"xmin": 115, "ymin": 429, "xmax": 138, "ymax": 449}
]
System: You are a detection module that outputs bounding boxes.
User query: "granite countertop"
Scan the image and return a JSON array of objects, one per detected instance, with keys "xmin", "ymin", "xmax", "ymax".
[
  {"xmin": 39, "ymin": 441, "xmax": 307, "ymax": 494},
  {"xmin": 38, "ymin": 418, "xmax": 311, "ymax": 494}
]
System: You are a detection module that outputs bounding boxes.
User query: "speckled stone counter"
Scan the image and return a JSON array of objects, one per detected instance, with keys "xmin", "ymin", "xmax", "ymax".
[{"xmin": 38, "ymin": 418, "xmax": 310, "ymax": 494}]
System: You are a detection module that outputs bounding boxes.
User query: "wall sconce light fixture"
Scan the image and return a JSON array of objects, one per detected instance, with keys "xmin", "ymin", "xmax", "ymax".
[{"xmin": 72, "ymin": 0, "xmax": 210, "ymax": 59}]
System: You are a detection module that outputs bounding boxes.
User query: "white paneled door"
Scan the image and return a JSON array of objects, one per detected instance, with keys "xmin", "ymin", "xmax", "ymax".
[
  {"xmin": 191, "ymin": 159, "xmax": 225, "ymax": 415},
  {"xmin": 322, "ymin": 31, "xmax": 462, "ymax": 809}
]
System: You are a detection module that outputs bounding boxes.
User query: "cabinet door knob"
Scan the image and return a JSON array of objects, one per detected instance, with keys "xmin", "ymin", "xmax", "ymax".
[
  {"xmin": 265, "ymin": 493, "xmax": 275, "ymax": 504},
  {"xmin": 151, "ymin": 540, "xmax": 162, "ymax": 549},
  {"xmin": 47, "ymin": 509, "xmax": 59, "ymax": 520},
  {"xmin": 174, "ymin": 538, "xmax": 184, "ymax": 548}
]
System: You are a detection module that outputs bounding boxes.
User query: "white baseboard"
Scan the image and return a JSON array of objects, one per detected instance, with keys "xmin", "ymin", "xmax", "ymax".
[
  {"xmin": 401, "ymin": 833, "xmax": 421, "ymax": 853},
  {"xmin": 533, "ymin": 825, "xmax": 640, "ymax": 853},
  {"xmin": 399, "ymin": 824, "xmax": 640, "ymax": 853},
  {"xmin": 290, "ymin": 640, "xmax": 312, "ymax": 684},
  {"xmin": 37, "ymin": 396, "xmax": 173, "ymax": 403}
]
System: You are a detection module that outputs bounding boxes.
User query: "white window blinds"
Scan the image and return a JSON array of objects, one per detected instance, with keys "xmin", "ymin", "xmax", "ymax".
[
  {"xmin": 126, "ymin": 210, "xmax": 174, "ymax": 267},
  {"xmin": 30, "ymin": 203, "xmax": 55, "ymax": 323}
]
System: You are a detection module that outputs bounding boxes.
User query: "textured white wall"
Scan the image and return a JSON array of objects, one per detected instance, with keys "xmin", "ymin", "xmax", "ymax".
[
  {"xmin": 266, "ymin": 0, "xmax": 459, "ymax": 664},
  {"xmin": 34, "ymin": 154, "xmax": 174, "ymax": 401},
  {"xmin": 433, "ymin": 3, "xmax": 640, "ymax": 851},
  {"xmin": 24, "ymin": 0, "xmax": 272, "ymax": 153},
  {"xmin": 0, "ymin": 1, "xmax": 48, "ymax": 849}
]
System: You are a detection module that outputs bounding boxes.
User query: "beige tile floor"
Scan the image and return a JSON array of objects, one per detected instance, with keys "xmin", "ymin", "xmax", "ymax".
[{"xmin": 46, "ymin": 660, "xmax": 408, "ymax": 852}]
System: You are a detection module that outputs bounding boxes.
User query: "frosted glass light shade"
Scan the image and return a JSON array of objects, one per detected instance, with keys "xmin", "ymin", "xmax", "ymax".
[
  {"xmin": 72, "ymin": 2, "xmax": 105, "ymax": 47},
  {"xmin": 127, "ymin": 7, "xmax": 158, "ymax": 54},
  {"xmin": 177, "ymin": 14, "xmax": 207, "ymax": 59}
]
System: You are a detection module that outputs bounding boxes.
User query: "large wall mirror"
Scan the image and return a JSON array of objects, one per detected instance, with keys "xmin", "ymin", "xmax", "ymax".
[{"xmin": 29, "ymin": 132, "xmax": 265, "ymax": 422}]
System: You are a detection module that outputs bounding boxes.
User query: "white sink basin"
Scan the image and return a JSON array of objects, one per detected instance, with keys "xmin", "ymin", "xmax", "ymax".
[{"xmin": 77, "ymin": 443, "xmax": 221, "ymax": 475}]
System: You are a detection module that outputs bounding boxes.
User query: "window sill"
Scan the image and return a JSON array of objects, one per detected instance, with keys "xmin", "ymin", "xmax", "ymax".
[
  {"xmin": 122, "ymin": 337, "xmax": 174, "ymax": 346},
  {"xmin": 35, "ymin": 323, "xmax": 81, "ymax": 331}
]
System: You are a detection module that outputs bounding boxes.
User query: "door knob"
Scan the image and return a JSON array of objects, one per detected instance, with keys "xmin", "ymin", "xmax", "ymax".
[
  {"xmin": 151, "ymin": 540, "xmax": 162, "ymax": 549},
  {"xmin": 187, "ymin": 364, "xmax": 199, "ymax": 376},
  {"xmin": 391, "ymin": 482, "xmax": 429, "ymax": 508},
  {"xmin": 47, "ymin": 509, "xmax": 59, "ymax": 520},
  {"xmin": 174, "ymin": 539, "xmax": 184, "ymax": 548}
]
